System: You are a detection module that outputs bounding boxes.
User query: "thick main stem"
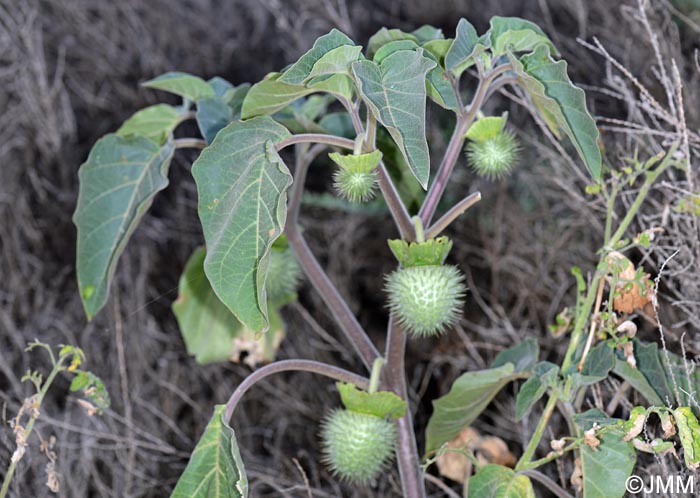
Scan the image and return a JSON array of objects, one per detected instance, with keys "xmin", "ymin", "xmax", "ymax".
[{"xmin": 385, "ymin": 318, "xmax": 426, "ymax": 498}]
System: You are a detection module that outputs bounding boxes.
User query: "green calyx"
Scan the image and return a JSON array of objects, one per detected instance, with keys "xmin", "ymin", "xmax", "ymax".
[
  {"xmin": 265, "ymin": 238, "xmax": 302, "ymax": 305},
  {"xmin": 465, "ymin": 129, "xmax": 521, "ymax": 179},
  {"xmin": 336, "ymin": 382, "xmax": 407, "ymax": 419},
  {"xmin": 464, "ymin": 111, "xmax": 509, "ymax": 142},
  {"xmin": 320, "ymin": 409, "xmax": 397, "ymax": 483},
  {"xmin": 387, "ymin": 237, "xmax": 453, "ymax": 268},
  {"xmin": 386, "ymin": 264, "xmax": 466, "ymax": 337},
  {"xmin": 330, "ymin": 150, "xmax": 383, "ymax": 203}
]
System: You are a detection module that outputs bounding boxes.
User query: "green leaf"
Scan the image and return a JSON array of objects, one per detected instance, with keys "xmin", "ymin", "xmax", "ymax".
[
  {"xmin": 241, "ymin": 76, "xmax": 314, "ymax": 119},
  {"xmin": 306, "ymin": 45, "xmax": 363, "ymax": 81},
  {"xmin": 336, "ymin": 383, "xmax": 407, "ymax": 419},
  {"xmin": 445, "ymin": 19, "xmax": 487, "ymax": 78},
  {"xmin": 421, "ymin": 44, "xmax": 460, "ymax": 111},
  {"xmin": 489, "ymin": 16, "xmax": 557, "ymax": 57},
  {"xmin": 352, "ymin": 50, "xmax": 436, "ymax": 189},
  {"xmin": 279, "ymin": 29, "xmax": 354, "ymax": 84},
  {"xmin": 117, "ymin": 104, "xmax": 182, "ymax": 144},
  {"xmin": 579, "ymin": 428, "xmax": 636, "ymax": 498},
  {"xmin": 515, "ymin": 362, "xmax": 558, "ymax": 421},
  {"xmin": 192, "ymin": 117, "xmax": 291, "ymax": 333},
  {"xmin": 572, "ymin": 343, "xmax": 615, "ymax": 386},
  {"xmin": 425, "ymin": 363, "xmax": 517, "ymax": 454},
  {"xmin": 225, "ymin": 84, "xmax": 251, "ymax": 115},
  {"xmin": 208, "ymin": 77, "xmax": 235, "ymax": 97},
  {"xmin": 319, "ymin": 112, "xmax": 355, "ymax": 138},
  {"xmin": 173, "ymin": 247, "xmax": 286, "ymax": 365},
  {"xmin": 411, "ymin": 25, "xmax": 444, "ymax": 43},
  {"xmin": 673, "ymin": 407, "xmax": 700, "ymax": 469},
  {"xmin": 171, "ymin": 405, "xmax": 248, "ymax": 498},
  {"xmin": 491, "ymin": 337, "xmax": 539, "ymax": 373},
  {"xmin": 307, "ymin": 74, "xmax": 354, "ymax": 103},
  {"xmin": 74, "ymin": 135, "xmax": 174, "ymax": 319},
  {"xmin": 366, "ymin": 28, "xmax": 419, "ymax": 58},
  {"xmin": 422, "ymin": 39, "xmax": 453, "ymax": 64},
  {"xmin": 467, "ymin": 464, "xmax": 535, "ymax": 498},
  {"xmin": 374, "ymin": 40, "xmax": 419, "ymax": 64},
  {"xmin": 573, "ymin": 408, "xmax": 620, "ymax": 430},
  {"xmin": 509, "ymin": 45, "xmax": 602, "ymax": 180},
  {"xmin": 612, "ymin": 359, "xmax": 665, "ymax": 406},
  {"xmin": 197, "ymin": 97, "xmax": 234, "ymax": 144},
  {"xmin": 143, "ymin": 71, "xmax": 215, "ymax": 101}
]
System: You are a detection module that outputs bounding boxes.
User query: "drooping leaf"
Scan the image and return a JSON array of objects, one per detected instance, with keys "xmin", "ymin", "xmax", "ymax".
[
  {"xmin": 336, "ymin": 383, "xmax": 407, "ymax": 419},
  {"xmin": 191, "ymin": 117, "xmax": 292, "ymax": 333},
  {"xmin": 143, "ymin": 71, "xmax": 215, "ymax": 101},
  {"xmin": 673, "ymin": 407, "xmax": 700, "ymax": 470},
  {"xmin": 171, "ymin": 405, "xmax": 248, "ymax": 498},
  {"xmin": 279, "ymin": 29, "xmax": 354, "ymax": 85},
  {"xmin": 366, "ymin": 28, "xmax": 419, "ymax": 58},
  {"xmin": 197, "ymin": 97, "xmax": 234, "ymax": 144},
  {"xmin": 509, "ymin": 45, "xmax": 602, "ymax": 180},
  {"xmin": 579, "ymin": 427, "xmax": 636, "ymax": 498},
  {"xmin": 491, "ymin": 337, "xmax": 539, "ymax": 373},
  {"xmin": 422, "ymin": 44, "xmax": 460, "ymax": 111},
  {"xmin": 306, "ymin": 45, "xmax": 363, "ymax": 81},
  {"xmin": 467, "ymin": 464, "xmax": 535, "ymax": 498},
  {"xmin": 425, "ymin": 363, "xmax": 518, "ymax": 454},
  {"xmin": 74, "ymin": 135, "xmax": 174, "ymax": 319},
  {"xmin": 488, "ymin": 16, "xmax": 557, "ymax": 57},
  {"xmin": 117, "ymin": 104, "xmax": 182, "ymax": 144},
  {"xmin": 172, "ymin": 247, "xmax": 286, "ymax": 366},
  {"xmin": 241, "ymin": 76, "xmax": 314, "ymax": 119},
  {"xmin": 352, "ymin": 50, "xmax": 436, "ymax": 189}
]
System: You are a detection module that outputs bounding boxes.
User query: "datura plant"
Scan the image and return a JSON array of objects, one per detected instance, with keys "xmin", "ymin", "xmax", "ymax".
[{"xmin": 72, "ymin": 15, "xmax": 696, "ymax": 498}]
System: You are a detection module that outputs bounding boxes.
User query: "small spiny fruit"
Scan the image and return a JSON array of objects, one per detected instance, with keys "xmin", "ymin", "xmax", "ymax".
[
  {"xmin": 386, "ymin": 265, "xmax": 466, "ymax": 337},
  {"xmin": 465, "ymin": 130, "xmax": 520, "ymax": 179},
  {"xmin": 266, "ymin": 247, "xmax": 301, "ymax": 303},
  {"xmin": 321, "ymin": 409, "xmax": 397, "ymax": 483},
  {"xmin": 329, "ymin": 150, "xmax": 382, "ymax": 203}
]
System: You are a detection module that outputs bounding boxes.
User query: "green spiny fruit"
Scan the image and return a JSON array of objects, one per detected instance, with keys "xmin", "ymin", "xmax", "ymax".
[
  {"xmin": 333, "ymin": 167, "xmax": 377, "ymax": 203},
  {"xmin": 465, "ymin": 130, "xmax": 520, "ymax": 179},
  {"xmin": 385, "ymin": 265, "xmax": 466, "ymax": 337},
  {"xmin": 321, "ymin": 409, "xmax": 397, "ymax": 483},
  {"xmin": 265, "ymin": 248, "xmax": 301, "ymax": 303}
]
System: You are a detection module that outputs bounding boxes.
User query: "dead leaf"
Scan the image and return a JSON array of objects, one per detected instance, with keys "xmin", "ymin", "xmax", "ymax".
[{"xmin": 571, "ymin": 457, "xmax": 583, "ymax": 492}]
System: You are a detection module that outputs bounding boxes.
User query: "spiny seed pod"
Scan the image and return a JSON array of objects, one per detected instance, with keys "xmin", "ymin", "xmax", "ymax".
[
  {"xmin": 329, "ymin": 150, "xmax": 382, "ymax": 204},
  {"xmin": 385, "ymin": 265, "xmax": 466, "ymax": 337},
  {"xmin": 265, "ymin": 248, "xmax": 301, "ymax": 303},
  {"xmin": 465, "ymin": 130, "xmax": 520, "ymax": 179},
  {"xmin": 321, "ymin": 409, "xmax": 397, "ymax": 483},
  {"xmin": 333, "ymin": 167, "xmax": 377, "ymax": 203}
]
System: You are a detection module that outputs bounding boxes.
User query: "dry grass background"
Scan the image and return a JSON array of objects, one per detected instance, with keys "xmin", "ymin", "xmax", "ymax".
[{"xmin": 0, "ymin": 0, "xmax": 698, "ymax": 496}]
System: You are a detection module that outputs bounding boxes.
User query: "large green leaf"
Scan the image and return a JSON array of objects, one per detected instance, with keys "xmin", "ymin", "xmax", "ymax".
[
  {"xmin": 74, "ymin": 135, "xmax": 174, "ymax": 319},
  {"xmin": 467, "ymin": 464, "xmax": 535, "ymax": 498},
  {"xmin": 366, "ymin": 28, "xmax": 419, "ymax": 58},
  {"xmin": 509, "ymin": 45, "xmax": 602, "ymax": 180},
  {"xmin": 241, "ymin": 76, "xmax": 314, "ymax": 119},
  {"xmin": 491, "ymin": 337, "xmax": 539, "ymax": 373},
  {"xmin": 143, "ymin": 71, "xmax": 215, "ymax": 101},
  {"xmin": 579, "ymin": 428, "xmax": 636, "ymax": 498},
  {"xmin": 488, "ymin": 16, "xmax": 557, "ymax": 56},
  {"xmin": 571, "ymin": 343, "xmax": 615, "ymax": 387},
  {"xmin": 444, "ymin": 19, "xmax": 490, "ymax": 78},
  {"xmin": 425, "ymin": 363, "xmax": 518, "ymax": 454},
  {"xmin": 279, "ymin": 29, "xmax": 354, "ymax": 84},
  {"xmin": 352, "ymin": 50, "xmax": 435, "ymax": 189},
  {"xmin": 117, "ymin": 104, "xmax": 182, "ymax": 144},
  {"xmin": 191, "ymin": 117, "xmax": 291, "ymax": 333},
  {"xmin": 171, "ymin": 405, "xmax": 248, "ymax": 498},
  {"xmin": 172, "ymin": 247, "xmax": 286, "ymax": 365},
  {"xmin": 515, "ymin": 361, "xmax": 558, "ymax": 421},
  {"xmin": 612, "ymin": 359, "xmax": 665, "ymax": 406}
]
